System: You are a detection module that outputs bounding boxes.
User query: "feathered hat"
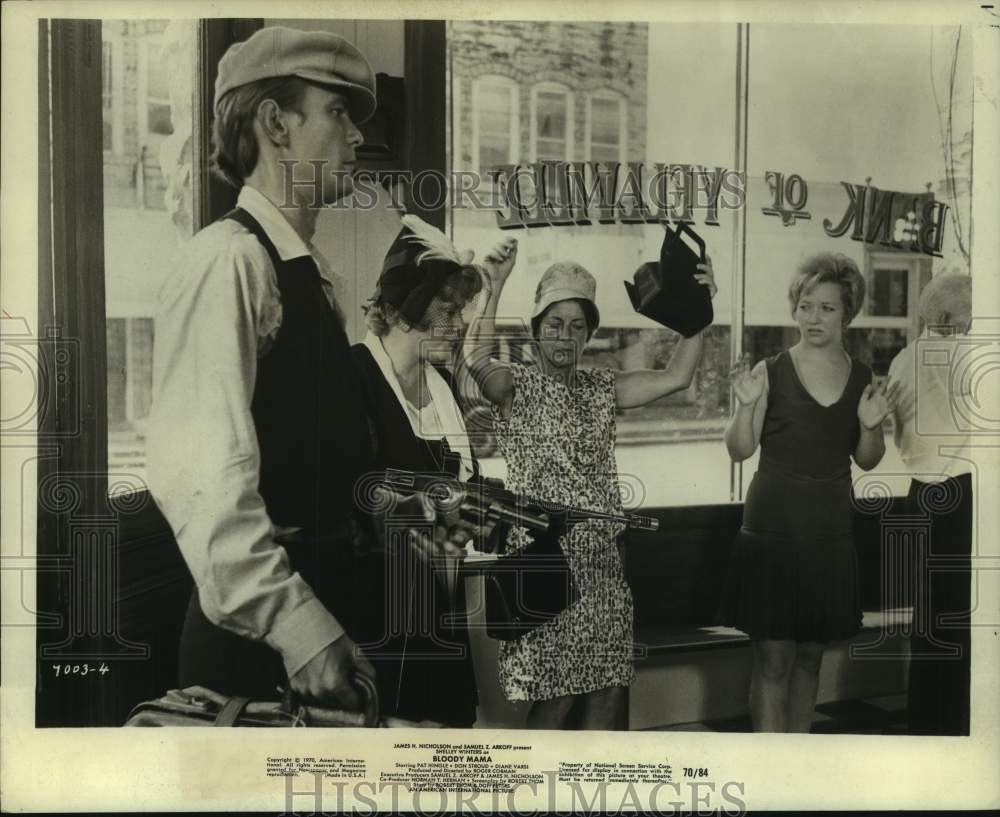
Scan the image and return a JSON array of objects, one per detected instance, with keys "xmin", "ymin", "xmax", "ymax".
[{"xmin": 376, "ymin": 215, "xmax": 476, "ymax": 326}]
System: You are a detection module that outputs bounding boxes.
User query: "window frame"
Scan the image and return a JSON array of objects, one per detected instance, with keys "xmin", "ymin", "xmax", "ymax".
[
  {"xmin": 864, "ymin": 250, "xmax": 928, "ymax": 340},
  {"xmin": 529, "ymin": 81, "xmax": 574, "ymax": 163},
  {"xmin": 584, "ymin": 89, "xmax": 627, "ymax": 164},
  {"xmin": 101, "ymin": 29, "xmax": 125, "ymax": 155},
  {"xmin": 37, "ymin": 17, "xmax": 263, "ymax": 728},
  {"xmin": 471, "ymin": 74, "xmax": 519, "ymax": 173}
]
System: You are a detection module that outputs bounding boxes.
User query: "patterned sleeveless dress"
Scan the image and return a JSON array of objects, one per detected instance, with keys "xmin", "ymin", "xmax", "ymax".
[
  {"xmin": 491, "ymin": 362, "xmax": 635, "ymax": 701},
  {"xmin": 721, "ymin": 350, "xmax": 871, "ymax": 642}
]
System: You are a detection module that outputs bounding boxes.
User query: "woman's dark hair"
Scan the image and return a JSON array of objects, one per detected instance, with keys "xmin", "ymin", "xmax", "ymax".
[
  {"xmin": 531, "ymin": 298, "xmax": 599, "ymax": 341},
  {"xmin": 211, "ymin": 77, "xmax": 312, "ymax": 189},
  {"xmin": 364, "ymin": 265, "xmax": 483, "ymax": 336}
]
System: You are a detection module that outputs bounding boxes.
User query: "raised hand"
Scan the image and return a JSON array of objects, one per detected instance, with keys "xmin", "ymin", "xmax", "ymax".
[
  {"xmin": 858, "ymin": 379, "xmax": 901, "ymax": 430},
  {"xmin": 481, "ymin": 237, "xmax": 519, "ymax": 291},
  {"xmin": 729, "ymin": 354, "xmax": 764, "ymax": 406},
  {"xmin": 695, "ymin": 254, "xmax": 718, "ymax": 299}
]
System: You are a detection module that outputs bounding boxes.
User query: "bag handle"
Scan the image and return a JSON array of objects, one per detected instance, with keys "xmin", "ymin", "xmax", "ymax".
[
  {"xmin": 351, "ymin": 672, "xmax": 380, "ymax": 728},
  {"xmin": 279, "ymin": 671, "xmax": 380, "ymax": 727},
  {"xmin": 664, "ymin": 222, "xmax": 706, "ymax": 263},
  {"xmin": 213, "ymin": 695, "xmax": 252, "ymax": 727}
]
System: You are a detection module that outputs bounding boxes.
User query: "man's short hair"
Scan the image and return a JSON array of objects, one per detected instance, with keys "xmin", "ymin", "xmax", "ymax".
[
  {"xmin": 918, "ymin": 272, "xmax": 972, "ymax": 328},
  {"xmin": 211, "ymin": 76, "xmax": 312, "ymax": 189}
]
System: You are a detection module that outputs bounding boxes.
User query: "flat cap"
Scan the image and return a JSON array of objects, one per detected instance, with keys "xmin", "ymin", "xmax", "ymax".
[{"xmin": 214, "ymin": 26, "xmax": 377, "ymax": 123}]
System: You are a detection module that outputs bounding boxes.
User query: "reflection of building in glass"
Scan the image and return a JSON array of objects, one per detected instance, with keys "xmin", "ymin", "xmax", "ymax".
[
  {"xmin": 102, "ymin": 20, "xmax": 194, "ymax": 478},
  {"xmin": 101, "ymin": 20, "xmax": 178, "ymax": 210},
  {"xmin": 447, "ymin": 20, "xmax": 960, "ymax": 484},
  {"xmin": 449, "ymin": 20, "xmax": 647, "ymax": 171},
  {"xmin": 449, "ymin": 21, "xmax": 715, "ymax": 446}
]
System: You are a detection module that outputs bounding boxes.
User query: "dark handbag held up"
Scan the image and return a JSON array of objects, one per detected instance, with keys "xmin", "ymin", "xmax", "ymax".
[{"xmin": 624, "ymin": 222, "xmax": 713, "ymax": 338}]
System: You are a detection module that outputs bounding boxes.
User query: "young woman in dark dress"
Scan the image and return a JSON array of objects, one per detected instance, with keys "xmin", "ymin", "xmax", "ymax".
[
  {"xmin": 350, "ymin": 216, "xmax": 509, "ymax": 726},
  {"xmin": 722, "ymin": 253, "xmax": 899, "ymax": 733}
]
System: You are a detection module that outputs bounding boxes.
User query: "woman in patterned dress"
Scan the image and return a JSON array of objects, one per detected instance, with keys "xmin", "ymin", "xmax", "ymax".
[
  {"xmin": 464, "ymin": 245, "xmax": 717, "ymax": 730},
  {"xmin": 721, "ymin": 253, "xmax": 899, "ymax": 732}
]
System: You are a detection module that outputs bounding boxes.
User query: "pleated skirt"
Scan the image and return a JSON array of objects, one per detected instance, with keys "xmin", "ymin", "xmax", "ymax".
[{"xmin": 720, "ymin": 464, "xmax": 862, "ymax": 643}]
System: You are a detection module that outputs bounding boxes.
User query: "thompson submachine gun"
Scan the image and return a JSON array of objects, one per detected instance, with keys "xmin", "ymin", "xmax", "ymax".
[{"xmin": 375, "ymin": 468, "xmax": 658, "ymax": 553}]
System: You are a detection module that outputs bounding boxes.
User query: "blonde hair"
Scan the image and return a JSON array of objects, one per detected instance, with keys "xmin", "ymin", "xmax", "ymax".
[{"xmin": 788, "ymin": 253, "xmax": 866, "ymax": 325}]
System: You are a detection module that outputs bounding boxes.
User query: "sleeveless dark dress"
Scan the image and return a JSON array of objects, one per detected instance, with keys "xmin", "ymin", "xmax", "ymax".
[
  {"xmin": 720, "ymin": 350, "xmax": 871, "ymax": 643},
  {"xmin": 350, "ymin": 344, "xmax": 479, "ymax": 727}
]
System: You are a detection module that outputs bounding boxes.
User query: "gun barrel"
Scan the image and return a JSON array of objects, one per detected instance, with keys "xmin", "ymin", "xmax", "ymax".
[
  {"xmin": 627, "ymin": 514, "xmax": 659, "ymax": 532},
  {"xmin": 382, "ymin": 470, "xmax": 659, "ymax": 533}
]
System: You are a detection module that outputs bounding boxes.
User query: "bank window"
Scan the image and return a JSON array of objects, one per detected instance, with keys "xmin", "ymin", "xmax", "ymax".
[
  {"xmin": 531, "ymin": 83, "xmax": 573, "ymax": 162},
  {"xmin": 448, "ymin": 21, "xmax": 973, "ymax": 506},
  {"xmin": 742, "ymin": 24, "xmax": 972, "ymax": 495},
  {"xmin": 586, "ymin": 92, "xmax": 626, "ymax": 164},
  {"xmin": 473, "ymin": 76, "xmax": 519, "ymax": 174}
]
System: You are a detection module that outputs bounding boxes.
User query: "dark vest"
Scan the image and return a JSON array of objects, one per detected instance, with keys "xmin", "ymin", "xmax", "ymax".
[
  {"xmin": 226, "ymin": 208, "xmax": 374, "ymax": 530},
  {"xmin": 351, "ymin": 343, "xmax": 479, "ymax": 726},
  {"xmin": 178, "ymin": 209, "xmax": 376, "ymax": 699}
]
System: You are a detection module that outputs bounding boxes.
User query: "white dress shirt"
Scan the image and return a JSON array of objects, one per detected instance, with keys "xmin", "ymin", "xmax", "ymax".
[
  {"xmin": 147, "ymin": 185, "xmax": 349, "ymax": 679},
  {"xmin": 887, "ymin": 328, "xmax": 974, "ymax": 482},
  {"xmin": 360, "ymin": 331, "xmax": 475, "ymax": 482}
]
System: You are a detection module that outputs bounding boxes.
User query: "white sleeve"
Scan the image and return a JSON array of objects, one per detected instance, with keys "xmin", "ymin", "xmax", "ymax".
[{"xmin": 147, "ymin": 226, "xmax": 344, "ymax": 678}]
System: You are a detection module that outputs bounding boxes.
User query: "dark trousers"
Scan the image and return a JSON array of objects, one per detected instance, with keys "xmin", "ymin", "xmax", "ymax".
[
  {"xmin": 178, "ymin": 525, "xmax": 367, "ymax": 700},
  {"xmin": 906, "ymin": 473, "xmax": 972, "ymax": 736},
  {"xmin": 179, "ymin": 592, "xmax": 285, "ymax": 699},
  {"xmin": 178, "ymin": 525, "xmax": 477, "ymax": 725}
]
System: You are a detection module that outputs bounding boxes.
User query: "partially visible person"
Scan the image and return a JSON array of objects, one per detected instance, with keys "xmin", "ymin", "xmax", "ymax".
[
  {"xmin": 721, "ymin": 252, "xmax": 899, "ymax": 733},
  {"xmin": 350, "ymin": 216, "xmax": 510, "ymax": 726},
  {"xmin": 464, "ymin": 249, "xmax": 717, "ymax": 730},
  {"xmin": 887, "ymin": 272, "xmax": 973, "ymax": 736}
]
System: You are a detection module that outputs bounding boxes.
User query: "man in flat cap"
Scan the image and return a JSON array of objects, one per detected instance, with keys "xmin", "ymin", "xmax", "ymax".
[{"xmin": 148, "ymin": 26, "xmax": 473, "ymax": 713}]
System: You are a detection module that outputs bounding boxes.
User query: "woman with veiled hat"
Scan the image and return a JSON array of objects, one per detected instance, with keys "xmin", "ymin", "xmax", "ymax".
[
  {"xmin": 350, "ymin": 215, "xmax": 511, "ymax": 727},
  {"xmin": 463, "ymin": 246, "xmax": 718, "ymax": 730}
]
